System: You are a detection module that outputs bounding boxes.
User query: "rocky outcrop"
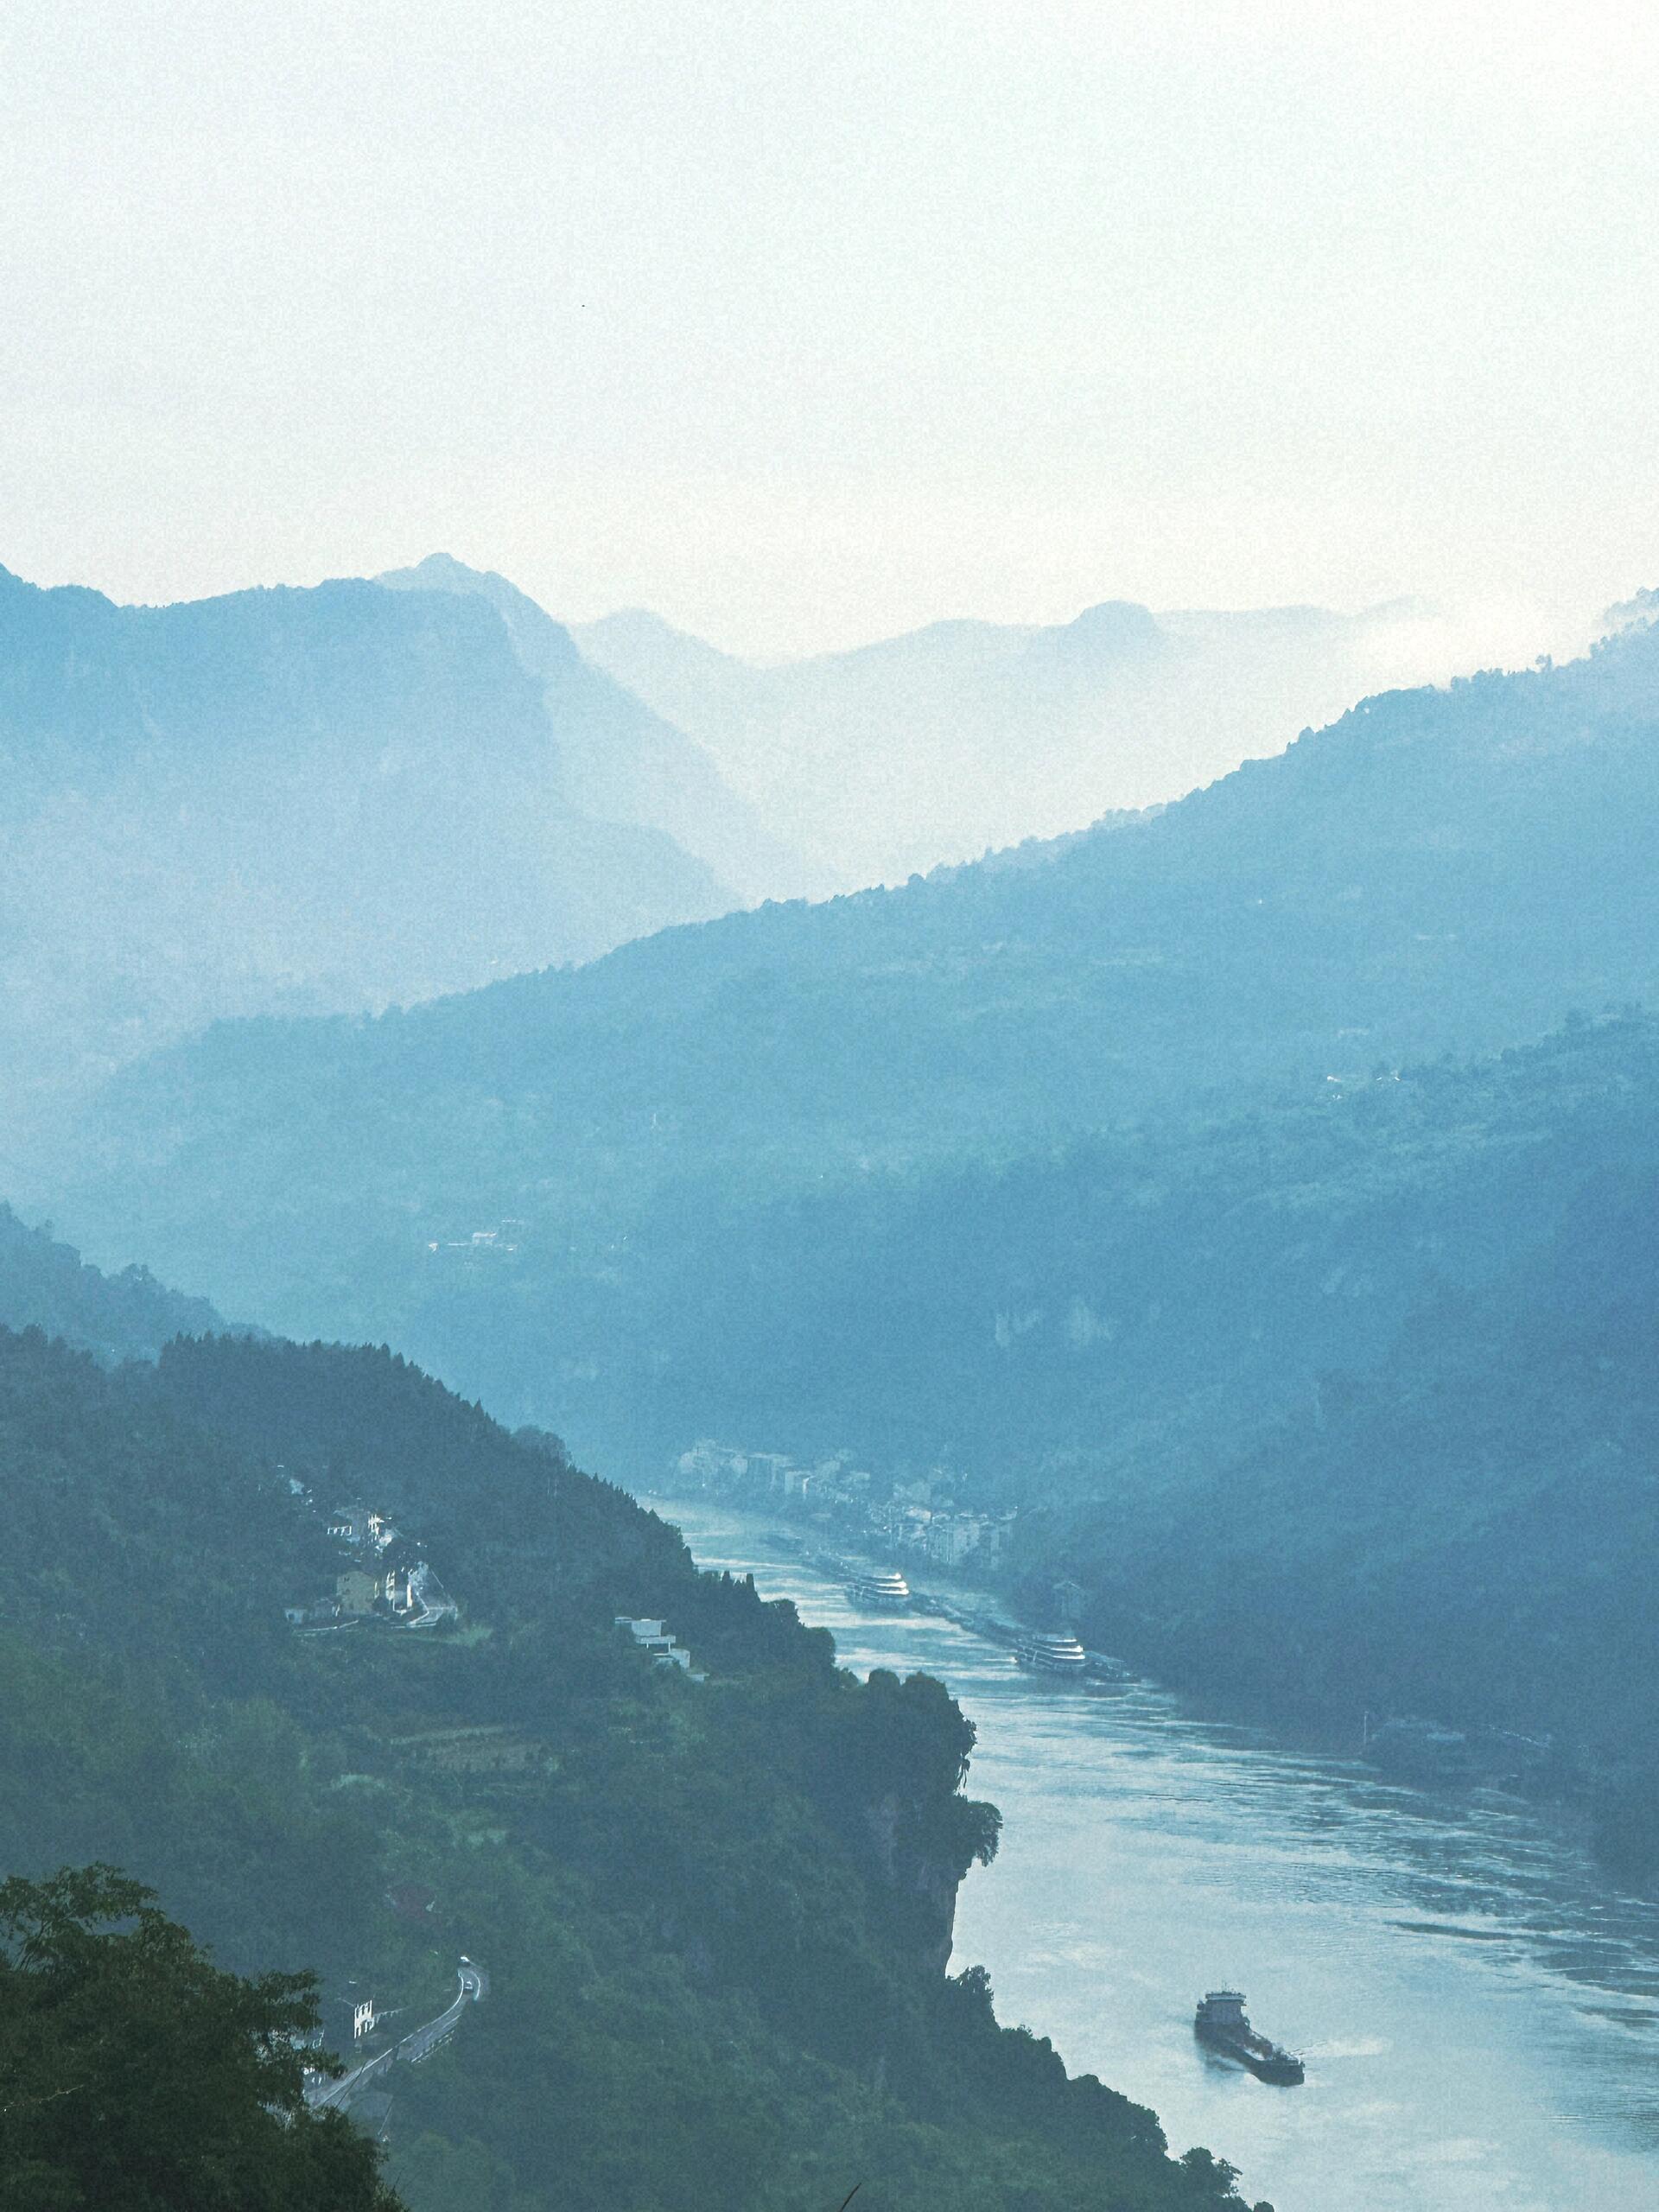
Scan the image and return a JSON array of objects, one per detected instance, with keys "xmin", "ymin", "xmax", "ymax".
[{"xmin": 861, "ymin": 1791, "xmax": 955, "ymax": 1974}]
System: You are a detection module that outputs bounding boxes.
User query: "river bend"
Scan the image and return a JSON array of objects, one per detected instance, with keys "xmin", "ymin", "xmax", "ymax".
[{"xmin": 664, "ymin": 1500, "xmax": 1659, "ymax": 2212}]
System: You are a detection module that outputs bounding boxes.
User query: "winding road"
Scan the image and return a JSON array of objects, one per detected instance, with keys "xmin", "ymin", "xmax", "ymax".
[{"xmin": 307, "ymin": 1958, "xmax": 487, "ymax": 2113}]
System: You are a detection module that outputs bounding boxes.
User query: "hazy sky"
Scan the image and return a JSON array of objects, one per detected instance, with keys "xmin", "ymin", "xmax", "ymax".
[{"xmin": 3, "ymin": 0, "xmax": 1657, "ymax": 657}]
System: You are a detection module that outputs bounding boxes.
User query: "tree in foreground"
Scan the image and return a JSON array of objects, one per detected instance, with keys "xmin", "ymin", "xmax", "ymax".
[{"xmin": 0, "ymin": 1865, "xmax": 404, "ymax": 2211}]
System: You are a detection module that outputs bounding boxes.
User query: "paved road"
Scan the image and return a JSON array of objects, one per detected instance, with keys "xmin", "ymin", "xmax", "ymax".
[
  {"xmin": 402, "ymin": 1960, "xmax": 486, "ymax": 2063},
  {"xmin": 307, "ymin": 1959, "xmax": 486, "ymax": 2112}
]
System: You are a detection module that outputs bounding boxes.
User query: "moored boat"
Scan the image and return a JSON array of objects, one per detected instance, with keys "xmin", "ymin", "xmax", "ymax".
[
  {"xmin": 1014, "ymin": 1629, "xmax": 1088, "ymax": 1675},
  {"xmin": 1194, "ymin": 1990, "xmax": 1304, "ymax": 2084},
  {"xmin": 848, "ymin": 1567, "xmax": 912, "ymax": 1609}
]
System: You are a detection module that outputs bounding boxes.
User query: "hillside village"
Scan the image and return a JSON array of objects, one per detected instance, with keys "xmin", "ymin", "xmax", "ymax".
[{"xmin": 284, "ymin": 1497, "xmax": 460, "ymax": 1634}]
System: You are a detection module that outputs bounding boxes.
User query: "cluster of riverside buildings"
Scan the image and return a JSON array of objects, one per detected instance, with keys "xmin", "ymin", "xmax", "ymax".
[{"xmin": 671, "ymin": 1441, "xmax": 1015, "ymax": 1574}]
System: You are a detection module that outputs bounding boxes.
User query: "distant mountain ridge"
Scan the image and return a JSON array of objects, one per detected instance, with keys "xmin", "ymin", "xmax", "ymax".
[
  {"xmin": 575, "ymin": 591, "xmax": 1459, "ymax": 884},
  {"xmin": 36, "ymin": 604, "xmax": 1659, "ymax": 1448},
  {"xmin": 0, "ymin": 561, "xmax": 737, "ymax": 1134},
  {"xmin": 378, "ymin": 554, "xmax": 827, "ymax": 901},
  {"xmin": 0, "ymin": 1203, "xmax": 230, "ymax": 1361}
]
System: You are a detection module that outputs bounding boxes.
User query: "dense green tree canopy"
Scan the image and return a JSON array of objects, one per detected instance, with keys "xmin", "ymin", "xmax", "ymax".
[{"xmin": 0, "ymin": 1866, "xmax": 403, "ymax": 2211}]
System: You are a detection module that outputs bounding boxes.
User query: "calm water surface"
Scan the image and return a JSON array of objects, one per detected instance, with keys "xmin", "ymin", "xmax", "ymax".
[{"xmin": 662, "ymin": 1499, "xmax": 1659, "ymax": 2212}]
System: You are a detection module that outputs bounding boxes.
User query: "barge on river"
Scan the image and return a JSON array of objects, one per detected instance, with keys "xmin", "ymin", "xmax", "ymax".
[{"xmin": 1194, "ymin": 1990, "xmax": 1305, "ymax": 2084}]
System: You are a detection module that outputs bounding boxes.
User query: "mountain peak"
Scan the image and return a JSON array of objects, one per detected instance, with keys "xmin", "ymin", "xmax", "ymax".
[
  {"xmin": 581, "ymin": 607, "xmax": 748, "ymax": 668},
  {"xmin": 385, "ymin": 550, "xmax": 513, "ymax": 594},
  {"xmin": 1049, "ymin": 599, "xmax": 1165, "ymax": 661},
  {"xmin": 378, "ymin": 552, "xmax": 587, "ymax": 678}
]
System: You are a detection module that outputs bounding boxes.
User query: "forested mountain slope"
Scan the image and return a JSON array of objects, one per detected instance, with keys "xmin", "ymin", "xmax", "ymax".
[
  {"xmin": 0, "ymin": 1324, "xmax": 1258, "ymax": 2212},
  {"xmin": 379, "ymin": 555, "xmax": 825, "ymax": 901},
  {"xmin": 378, "ymin": 1014, "xmax": 1655, "ymax": 1480},
  {"xmin": 0, "ymin": 563, "xmax": 731, "ymax": 1135},
  {"xmin": 1015, "ymin": 1129, "xmax": 1659, "ymax": 1870},
  {"xmin": 576, "ymin": 594, "xmax": 1467, "ymax": 883},
  {"xmin": 41, "ymin": 614, "xmax": 1659, "ymax": 1425}
]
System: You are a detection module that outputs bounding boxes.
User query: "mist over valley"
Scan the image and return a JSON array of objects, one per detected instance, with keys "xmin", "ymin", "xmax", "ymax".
[{"xmin": 7, "ymin": 10, "xmax": 1659, "ymax": 2206}]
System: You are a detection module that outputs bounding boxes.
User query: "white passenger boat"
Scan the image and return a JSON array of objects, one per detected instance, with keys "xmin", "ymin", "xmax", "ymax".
[
  {"xmin": 847, "ymin": 1567, "xmax": 912, "ymax": 1609},
  {"xmin": 1014, "ymin": 1629, "xmax": 1088, "ymax": 1675}
]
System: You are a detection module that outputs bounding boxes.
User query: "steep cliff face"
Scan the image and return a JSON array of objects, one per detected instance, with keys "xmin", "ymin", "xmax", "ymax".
[
  {"xmin": 861, "ymin": 1789, "xmax": 968, "ymax": 1977},
  {"xmin": 822, "ymin": 1668, "xmax": 1001, "ymax": 1980}
]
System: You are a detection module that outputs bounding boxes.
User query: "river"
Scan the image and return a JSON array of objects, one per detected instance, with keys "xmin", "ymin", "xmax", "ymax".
[{"xmin": 660, "ymin": 1498, "xmax": 1659, "ymax": 2212}]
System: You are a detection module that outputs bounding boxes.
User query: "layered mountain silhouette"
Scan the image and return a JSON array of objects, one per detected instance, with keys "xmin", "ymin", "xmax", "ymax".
[
  {"xmin": 0, "ymin": 1202, "xmax": 231, "ymax": 1360},
  {"xmin": 38, "ymin": 604, "xmax": 1659, "ymax": 1448},
  {"xmin": 378, "ymin": 554, "xmax": 826, "ymax": 901},
  {"xmin": 0, "ymin": 563, "xmax": 745, "ymax": 1136},
  {"xmin": 576, "ymin": 594, "xmax": 1459, "ymax": 885}
]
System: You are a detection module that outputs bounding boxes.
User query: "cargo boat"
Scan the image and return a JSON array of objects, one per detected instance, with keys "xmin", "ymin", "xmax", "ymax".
[
  {"xmin": 1014, "ymin": 1630, "xmax": 1088, "ymax": 1675},
  {"xmin": 1194, "ymin": 1991, "xmax": 1304, "ymax": 2084}
]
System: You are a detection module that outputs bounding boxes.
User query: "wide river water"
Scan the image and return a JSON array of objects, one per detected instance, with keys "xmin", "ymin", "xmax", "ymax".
[{"xmin": 659, "ymin": 1498, "xmax": 1659, "ymax": 2212}]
